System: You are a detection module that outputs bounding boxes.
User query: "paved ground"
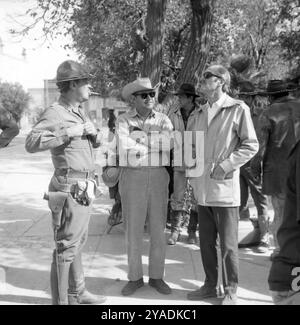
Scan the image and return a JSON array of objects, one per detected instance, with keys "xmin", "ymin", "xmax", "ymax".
[{"xmin": 0, "ymin": 135, "xmax": 274, "ymax": 305}]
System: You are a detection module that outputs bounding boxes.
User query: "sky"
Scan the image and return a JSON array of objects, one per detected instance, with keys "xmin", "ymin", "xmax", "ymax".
[{"xmin": 0, "ymin": 0, "xmax": 78, "ymax": 89}]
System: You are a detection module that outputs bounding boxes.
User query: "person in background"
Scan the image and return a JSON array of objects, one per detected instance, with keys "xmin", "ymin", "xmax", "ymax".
[
  {"xmin": 167, "ymin": 83, "xmax": 199, "ymax": 246},
  {"xmin": 237, "ymin": 81, "xmax": 270, "ymax": 253},
  {"xmin": 251, "ymin": 80, "xmax": 300, "ymax": 261},
  {"xmin": 0, "ymin": 104, "xmax": 19, "ymax": 148},
  {"xmin": 268, "ymin": 139, "xmax": 300, "ymax": 304}
]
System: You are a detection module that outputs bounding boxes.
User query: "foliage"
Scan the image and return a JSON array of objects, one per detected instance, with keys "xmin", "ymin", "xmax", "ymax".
[
  {"xmin": 14, "ymin": 0, "xmax": 300, "ymax": 94},
  {"xmin": 0, "ymin": 81, "xmax": 30, "ymax": 122}
]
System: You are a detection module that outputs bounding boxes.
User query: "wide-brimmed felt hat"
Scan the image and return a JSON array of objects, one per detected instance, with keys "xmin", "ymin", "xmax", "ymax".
[
  {"xmin": 56, "ymin": 60, "xmax": 93, "ymax": 83},
  {"xmin": 174, "ymin": 83, "xmax": 200, "ymax": 97},
  {"xmin": 237, "ymin": 81, "xmax": 266, "ymax": 96},
  {"xmin": 101, "ymin": 166, "xmax": 120, "ymax": 188},
  {"xmin": 122, "ymin": 78, "xmax": 159, "ymax": 101},
  {"xmin": 264, "ymin": 79, "xmax": 297, "ymax": 95}
]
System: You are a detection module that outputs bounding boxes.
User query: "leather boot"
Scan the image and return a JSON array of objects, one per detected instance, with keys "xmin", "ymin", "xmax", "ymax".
[
  {"xmin": 68, "ymin": 252, "xmax": 85, "ymax": 296},
  {"xmin": 67, "ymin": 252, "xmax": 107, "ymax": 304},
  {"xmin": 50, "ymin": 250, "xmax": 71, "ymax": 305},
  {"xmin": 68, "ymin": 289, "xmax": 107, "ymax": 305}
]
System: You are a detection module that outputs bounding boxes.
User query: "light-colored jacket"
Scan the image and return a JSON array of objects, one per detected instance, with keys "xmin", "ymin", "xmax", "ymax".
[{"xmin": 188, "ymin": 94, "xmax": 259, "ymax": 207}]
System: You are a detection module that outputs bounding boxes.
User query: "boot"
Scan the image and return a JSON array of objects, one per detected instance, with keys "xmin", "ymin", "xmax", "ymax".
[
  {"xmin": 68, "ymin": 289, "xmax": 107, "ymax": 305},
  {"xmin": 68, "ymin": 252, "xmax": 85, "ymax": 296},
  {"xmin": 50, "ymin": 250, "xmax": 71, "ymax": 305},
  {"xmin": 187, "ymin": 209, "xmax": 198, "ymax": 233},
  {"xmin": 168, "ymin": 210, "xmax": 184, "ymax": 245},
  {"xmin": 187, "ymin": 231, "xmax": 197, "ymax": 245},
  {"xmin": 168, "ymin": 231, "xmax": 180, "ymax": 245},
  {"xmin": 256, "ymin": 215, "xmax": 270, "ymax": 253}
]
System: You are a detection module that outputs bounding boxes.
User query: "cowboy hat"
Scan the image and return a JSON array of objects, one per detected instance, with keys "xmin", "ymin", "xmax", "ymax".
[
  {"xmin": 101, "ymin": 166, "xmax": 120, "ymax": 188},
  {"xmin": 122, "ymin": 78, "xmax": 158, "ymax": 101},
  {"xmin": 237, "ymin": 81, "xmax": 265, "ymax": 96},
  {"xmin": 264, "ymin": 79, "xmax": 297, "ymax": 95},
  {"xmin": 174, "ymin": 83, "xmax": 200, "ymax": 97}
]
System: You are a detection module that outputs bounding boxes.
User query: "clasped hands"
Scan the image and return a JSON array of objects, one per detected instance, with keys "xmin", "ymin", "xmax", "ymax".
[{"xmin": 67, "ymin": 122, "xmax": 97, "ymax": 138}]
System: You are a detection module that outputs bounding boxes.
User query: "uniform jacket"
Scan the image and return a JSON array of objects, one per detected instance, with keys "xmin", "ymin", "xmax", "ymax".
[
  {"xmin": 0, "ymin": 107, "xmax": 19, "ymax": 148},
  {"xmin": 252, "ymin": 97, "xmax": 300, "ymax": 195},
  {"xmin": 187, "ymin": 93, "xmax": 259, "ymax": 207},
  {"xmin": 25, "ymin": 97, "xmax": 102, "ymax": 172}
]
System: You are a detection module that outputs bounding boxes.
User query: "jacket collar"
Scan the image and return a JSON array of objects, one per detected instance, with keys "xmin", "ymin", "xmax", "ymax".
[{"xmin": 199, "ymin": 93, "xmax": 243, "ymax": 112}]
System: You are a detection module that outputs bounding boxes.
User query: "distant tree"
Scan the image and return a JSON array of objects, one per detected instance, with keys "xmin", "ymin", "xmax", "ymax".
[
  {"xmin": 277, "ymin": 0, "xmax": 300, "ymax": 73},
  {"xmin": 14, "ymin": 0, "xmax": 214, "ymax": 99},
  {"xmin": 0, "ymin": 81, "xmax": 30, "ymax": 122}
]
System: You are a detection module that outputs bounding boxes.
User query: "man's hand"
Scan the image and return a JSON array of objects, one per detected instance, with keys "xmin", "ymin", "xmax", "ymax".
[
  {"xmin": 83, "ymin": 122, "xmax": 97, "ymax": 136},
  {"xmin": 211, "ymin": 165, "xmax": 226, "ymax": 180},
  {"xmin": 67, "ymin": 124, "xmax": 84, "ymax": 138}
]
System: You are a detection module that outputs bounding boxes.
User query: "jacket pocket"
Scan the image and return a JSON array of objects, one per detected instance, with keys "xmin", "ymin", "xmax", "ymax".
[{"xmin": 206, "ymin": 177, "xmax": 234, "ymax": 204}]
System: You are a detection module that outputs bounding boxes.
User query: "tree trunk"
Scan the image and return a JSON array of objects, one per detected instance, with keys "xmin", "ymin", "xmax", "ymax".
[
  {"xmin": 141, "ymin": 0, "xmax": 167, "ymax": 85},
  {"xmin": 163, "ymin": 0, "xmax": 215, "ymax": 112}
]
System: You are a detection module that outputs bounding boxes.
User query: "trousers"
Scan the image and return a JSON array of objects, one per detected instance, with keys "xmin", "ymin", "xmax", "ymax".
[
  {"xmin": 197, "ymin": 205, "xmax": 239, "ymax": 293},
  {"xmin": 119, "ymin": 167, "xmax": 169, "ymax": 281}
]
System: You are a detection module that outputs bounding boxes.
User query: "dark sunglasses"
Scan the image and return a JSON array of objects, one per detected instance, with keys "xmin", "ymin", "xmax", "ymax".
[
  {"xmin": 203, "ymin": 72, "xmax": 221, "ymax": 80},
  {"xmin": 136, "ymin": 92, "xmax": 156, "ymax": 99}
]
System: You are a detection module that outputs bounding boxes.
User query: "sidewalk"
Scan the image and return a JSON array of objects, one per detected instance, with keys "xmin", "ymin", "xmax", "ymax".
[{"xmin": 0, "ymin": 135, "xmax": 273, "ymax": 305}]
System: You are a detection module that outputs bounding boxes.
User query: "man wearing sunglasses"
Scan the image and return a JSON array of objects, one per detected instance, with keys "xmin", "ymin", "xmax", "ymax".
[
  {"xmin": 116, "ymin": 77, "xmax": 173, "ymax": 296},
  {"xmin": 186, "ymin": 65, "xmax": 259, "ymax": 304}
]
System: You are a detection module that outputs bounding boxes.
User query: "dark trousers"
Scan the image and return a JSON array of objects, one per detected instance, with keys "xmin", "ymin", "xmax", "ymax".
[
  {"xmin": 197, "ymin": 205, "xmax": 239, "ymax": 293},
  {"xmin": 240, "ymin": 166, "xmax": 269, "ymax": 216}
]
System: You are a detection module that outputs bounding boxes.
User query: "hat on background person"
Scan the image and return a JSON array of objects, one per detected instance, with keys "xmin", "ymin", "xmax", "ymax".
[
  {"xmin": 264, "ymin": 79, "xmax": 297, "ymax": 95},
  {"xmin": 56, "ymin": 60, "xmax": 93, "ymax": 83},
  {"xmin": 203, "ymin": 65, "xmax": 231, "ymax": 87},
  {"xmin": 101, "ymin": 166, "xmax": 120, "ymax": 188},
  {"xmin": 174, "ymin": 83, "xmax": 200, "ymax": 97},
  {"xmin": 122, "ymin": 78, "xmax": 159, "ymax": 101}
]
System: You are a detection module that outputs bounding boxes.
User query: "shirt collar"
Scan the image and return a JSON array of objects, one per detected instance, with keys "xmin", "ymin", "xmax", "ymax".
[
  {"xmin": 58, "ymin": 96, "xmax": 82, "ymax": 112},
  {"xmin": 211, "ymin": 92, "xmax": 227, "ymax": 109},
  {"xmin": 128, "ymin": 107, "xmax": 156, "ymax": 119}
]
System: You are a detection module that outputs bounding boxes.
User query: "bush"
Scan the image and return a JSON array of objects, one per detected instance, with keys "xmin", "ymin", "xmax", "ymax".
[{"xmin": 0, "ymin": 80, "xmax": 30, "ymax": 122}]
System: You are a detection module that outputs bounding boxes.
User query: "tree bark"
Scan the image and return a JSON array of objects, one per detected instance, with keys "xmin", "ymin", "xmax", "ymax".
[
  {"xmin": 141, "ymin": 0, "xmax": 167, "ymax": 85},
  {"xmin": 163, "ymin": 0, "xmax": 215, "ymax": 112}
]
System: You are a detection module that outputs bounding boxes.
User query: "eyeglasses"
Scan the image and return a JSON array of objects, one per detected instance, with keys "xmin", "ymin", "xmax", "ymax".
[
  {"xmin": 136, "ymin": 92, "xmax": 156, "ymax": 99},
  {"xmin": 203, "ymin": 72, "xmax": 222, "ymax": 80}
]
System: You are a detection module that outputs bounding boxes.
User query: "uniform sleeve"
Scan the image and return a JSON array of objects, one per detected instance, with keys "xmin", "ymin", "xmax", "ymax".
[
  {"xmin": 219, "ymin": 104, "xmax": 259, "ymax": 174},
  {"xmin": 25, "ymin": 108, "xmax": 70, "ymax": 153},
  {"xmin": 0, "ymin": 110, "xmax": 19, "ymax": 148}
]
